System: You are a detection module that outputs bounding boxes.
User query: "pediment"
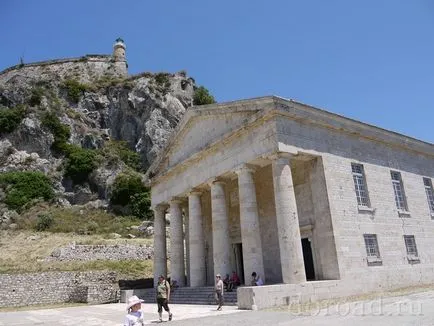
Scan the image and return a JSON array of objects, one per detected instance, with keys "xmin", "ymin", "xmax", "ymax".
[
  {"xmin": 167, "ymin": 110, "xmax": 258, "ymax": 169},
  {"xmin": 148, "ymin": 97, "xmax": 277, "ymax": 177}
]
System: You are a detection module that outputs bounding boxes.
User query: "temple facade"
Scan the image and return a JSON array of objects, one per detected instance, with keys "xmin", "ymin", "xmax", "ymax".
[{"xmin": 148, "ymin": 96, "xmax": 434, "ymax": 308}]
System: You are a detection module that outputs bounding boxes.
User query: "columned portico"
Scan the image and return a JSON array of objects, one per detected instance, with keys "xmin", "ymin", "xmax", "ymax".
[
  {"xmin": 271, "ymin": 153, "xmax": 306, "ymax": 284},
  {"xmin": 210, "ymin": 180, "xmax": 231, "ymax": 278},
  {"xmin": 169, "ymin": 199, "xmax": 185, "ymax": 286},
  {"xmin": 147, "ymin": 96, "xmax": 429, "ymax": 310},
  {"xmin": 236, "ymin": 165, "xmax": 265, "ymax": 284},
  {"xmin": 188, "ymin": 191, "xmax": 206, "ymax": 286},
  {"xmin": 153, "ymin": 205, "xmax": 167, "ymax": 286}
]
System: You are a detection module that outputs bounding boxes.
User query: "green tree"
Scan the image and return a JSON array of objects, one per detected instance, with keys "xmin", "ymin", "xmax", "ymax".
[
  {"xmin": 130, "ymin": 191, "xmax": 153, "ymax": 220},
  {"xmin": 193, "ymin": 86, "xmax": 216, "ymax": 105},
  {"xmin": 110, "ymin": 172, "xmax": 147, "ymax": 206},
  {"xmin": 110, "ymin": 172, "xmax": 152, "ymax": 219}
]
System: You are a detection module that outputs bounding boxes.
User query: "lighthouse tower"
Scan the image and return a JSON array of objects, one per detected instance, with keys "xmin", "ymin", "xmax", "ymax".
[{"xmin": 113, "ymin": 37, "xmax": 126, "ymax": 62}]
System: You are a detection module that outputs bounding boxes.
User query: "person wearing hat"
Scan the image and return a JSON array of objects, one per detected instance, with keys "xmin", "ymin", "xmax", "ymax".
[
  {"xmin": 123, "ymin": 295, "xmax": 145, "ymax": 326},
  {"xmin": 215, "ymin": 273, "xmax": 224, "ymax": 311},
  {"xmin": 156, "ymin": 274, "xmax": 173, "ymax": 322}
]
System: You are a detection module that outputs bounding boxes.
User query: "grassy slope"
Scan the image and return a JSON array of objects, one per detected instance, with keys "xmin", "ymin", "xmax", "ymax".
[{"xmin": 0, "ymin": 230, "xmax": 153, "ymax": 279}]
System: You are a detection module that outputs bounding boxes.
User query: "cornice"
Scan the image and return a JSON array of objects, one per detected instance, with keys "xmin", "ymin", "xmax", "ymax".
[
  {"xmin": 149, "ymin": 96, "xmax": 433, "ymax": 186},
  {"xmin": 273, "ymin": 99, "xmax": 433, "ymax": 158}
]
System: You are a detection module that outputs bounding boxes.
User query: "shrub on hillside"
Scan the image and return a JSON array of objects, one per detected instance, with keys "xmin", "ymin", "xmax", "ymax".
[
  {"xmin": 0, "ymin": 105, "xmax": 27, "ymax": 134},
  {"xmin": 99, "ymin": 140, "xmax": 142, "ymax": 171},
  {"xmin": 0, "ymin": 171, "xmax": 54, "ymax": 211},
  {"xmin": 153, "ymin": 73, "xmax": 171, "ymax": 95},
  {"xmin": 28, "ymin": 87, "xmax": 44, "ymax": 106},
  {"xmin": 110, "ymin": 172, "xmax": 147, "ymax": 206},
  {"xmin": 193, "ymin": 86, "xmax": 216, "ymax": 105},
  {"xmin": 62, "ymin": 79, "xmax": 90, "ymax": 103},
  {"xmin": 35, "ymin": 213, "xmax": 54, "ymax": 231},
  {"xmin": 40, "ymin": 113, "xmax": 97, "ymax": 184},
  {"xmin": 41, "ymin": 112, "xmax": 71, "ymax": 154},
  {"xmin": 110, "ymin": 172, "xmax": 152, "ymax": 219},
  {"xmin": 130, "ymin": 191, "xmax": 153, "ymax": 220},
  {"xmin": 64, "ymin": 145, "xmax": 98, "ymax": 184}
]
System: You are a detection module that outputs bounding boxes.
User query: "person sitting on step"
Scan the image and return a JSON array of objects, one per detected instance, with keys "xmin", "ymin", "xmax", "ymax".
[{"xmin": 227, "ymin": 271, "xmax": 241, "ymax": 292}]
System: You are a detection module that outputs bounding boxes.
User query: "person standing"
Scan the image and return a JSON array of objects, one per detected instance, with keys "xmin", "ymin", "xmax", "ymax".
[
  {"xmin": 123, "ymin": 295, "xmax": 145, "ymax": 326},
  {"xmin": 215, "ymin": 273, "xmax": 224, "ymax": 311},
  {"xmin": 156, "ymin": 274, "xmax": 173, "ymax": 322}
]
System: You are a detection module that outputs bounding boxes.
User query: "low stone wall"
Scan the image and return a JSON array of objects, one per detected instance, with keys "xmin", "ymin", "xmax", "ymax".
[
  {"xmin": 0, "ymin": 271, "xmax": 119, "ymax": 308},
  {"xmin": 46, "ymin": 244, "xmax": 153, "ymax": 262},
  {"xmin": 238, "ymin": 276, "xmax": 434, "ymax": 310}
]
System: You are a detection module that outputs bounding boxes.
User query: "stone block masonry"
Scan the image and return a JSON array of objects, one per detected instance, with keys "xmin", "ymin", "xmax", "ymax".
[
  {"xmin": 45, "ymin": 243, "xmax": 153, "ymax": 262},
  {"xmin": 0, "ymin": 271, "xmax": 119, "ymax": 308}
]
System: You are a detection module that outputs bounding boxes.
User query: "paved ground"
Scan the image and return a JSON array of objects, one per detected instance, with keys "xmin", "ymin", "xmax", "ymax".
[{"xmin": 1, "ymin": 290, "xmax": 434, "ymax": 325}]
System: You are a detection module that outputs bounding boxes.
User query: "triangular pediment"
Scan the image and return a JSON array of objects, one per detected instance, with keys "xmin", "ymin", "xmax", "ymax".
[{"xmin": 149, "ymin": 96, "xmax": 277, "ymax": 177}]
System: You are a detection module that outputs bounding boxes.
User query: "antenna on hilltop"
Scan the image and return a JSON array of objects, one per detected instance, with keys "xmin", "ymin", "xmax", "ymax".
[{"xmin": 19, "ymin": 50, "xmax": 25, "ymax": 66}]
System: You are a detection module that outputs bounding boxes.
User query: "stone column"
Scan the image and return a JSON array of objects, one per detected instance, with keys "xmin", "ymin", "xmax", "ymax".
[
  {"xmin": 170, "ymin": 199, "xmax": 185, "ymax": 286},
  {"xmin": 236, "ymin": 165, "xmax": 265, "ymax": 284},
  {"xmin": 188, "ymin": 191, "xmax": 206, "ymax": 287},
  {"xmin": 183, "ymin": 204, "xmax": 190, "ymax": 287},
  {"xmin": 271, "ymin": 153, "xmax": 306, "ymax": 283},
  {"xmin": 210, "ymin": 180, "xmax": 231, "ymax": 278},
  {"xmin": 153, "ymin": 205, "xmax": 167, "ymax": 286}
]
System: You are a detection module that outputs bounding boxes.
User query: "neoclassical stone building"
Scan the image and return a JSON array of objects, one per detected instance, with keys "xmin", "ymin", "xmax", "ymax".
[{"xmin": 148, "ymin": 96, "xmax": 434, "ymax": 309}]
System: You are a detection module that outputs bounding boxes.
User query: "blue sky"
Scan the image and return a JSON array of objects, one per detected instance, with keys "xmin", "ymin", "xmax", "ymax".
[{"xmin": 1, "ymin": 0, "xmax": 433, "ymax": 143}]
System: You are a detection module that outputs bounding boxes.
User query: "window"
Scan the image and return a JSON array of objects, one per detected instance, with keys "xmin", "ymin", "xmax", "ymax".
[
  {"xmin": 404, "ymin": 235, "xmax": 420, "ymax": 264},
  {"xmin": 391, "ymin": 171, "xmax": 408, "ymax": 211},
  {"xmin": 423, "ymin": 178, "xmax": 434, "ymax": 215},
  {"xmin": 403, "ymin": 235, "xmax": 418, "ymax": 256},
  {"xmin": 351, "ymin": 163, "xmax": 370, "ymax": 207},
  {"xmin": 363, "ymin": 234, "xmax": 382, "ymax": 266},
  {"xmin": 364, "ymin": 234, "xmax": 380, "ymax": 258}
]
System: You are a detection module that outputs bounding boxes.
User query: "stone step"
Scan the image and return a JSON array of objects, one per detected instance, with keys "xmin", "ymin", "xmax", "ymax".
[{"xmin": 121, "ymin": 287, "xmax": 238, "ymax": 306}]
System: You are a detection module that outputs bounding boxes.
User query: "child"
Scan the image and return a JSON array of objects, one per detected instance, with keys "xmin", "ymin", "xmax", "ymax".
[{"xmin": 123, "ymin": 295, "xmax": 145, "ymax": 326}]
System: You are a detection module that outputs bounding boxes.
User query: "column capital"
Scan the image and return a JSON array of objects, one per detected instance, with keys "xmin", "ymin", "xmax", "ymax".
[
  {"xmin": 152, "ymin": 204, "xmax": 168, "ymax": 214},
  {"xmin": 207, "ymin": 177, "xmax": 226, "ymax": 187},
  {"xmin": 188, "ymin": 189, "xmax": 203, "ymax": 197},
  {"xmin": 169, "ymin": 197, "xmax": 184, "ymax": 205},
  {"xmin": 267, "ymin": 151, "xmax": 294, "ymax": 161},
  {"xmin": 234, "ymin": 164, "xmax": 256, "ymax": 175}
]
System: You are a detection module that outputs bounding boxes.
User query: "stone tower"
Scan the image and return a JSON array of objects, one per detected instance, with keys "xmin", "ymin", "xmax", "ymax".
[{"xmin": 113, "ymin": 37, "xmax": 126, "ymax": 61}]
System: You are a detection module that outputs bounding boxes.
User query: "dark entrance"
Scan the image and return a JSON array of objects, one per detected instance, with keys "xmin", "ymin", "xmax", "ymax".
[
  {"xmin": 233, "ymin": 243, "xmax": 244, "ymax": 284},
  {"xmin": 301, "ymin": 238, "xmax": 315, "ymax": 281}
]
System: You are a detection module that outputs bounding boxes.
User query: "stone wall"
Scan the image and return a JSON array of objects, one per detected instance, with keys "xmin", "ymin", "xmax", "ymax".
[
  {"xmin": 276, "ymin": 109, "xmax": 434, "ymax": 289},
  {"xmin": 0, "ymin": 271, "xmax": 119, "ymax": 308},
  {"xmin": 0, "ymin": 55, "xmax": 127, "ymax": 85},
  {"xmin": 238, "ymin": 276, "xmax": 434, "ymax": 310},
  {"xmin": 46, "ymin": 244, "xmax": 153, "ymax": 262}
]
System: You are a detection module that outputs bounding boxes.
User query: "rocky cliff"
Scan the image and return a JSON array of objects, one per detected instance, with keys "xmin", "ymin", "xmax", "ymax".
[{"xmin": 0, "ymin": 56, "xmax": 196, "ymax": 226}]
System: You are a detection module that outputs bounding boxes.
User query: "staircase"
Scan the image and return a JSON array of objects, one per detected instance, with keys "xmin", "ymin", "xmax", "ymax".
[{"xmin": 138, "ymin": 286, "xmax": 238, "ymax": 306}]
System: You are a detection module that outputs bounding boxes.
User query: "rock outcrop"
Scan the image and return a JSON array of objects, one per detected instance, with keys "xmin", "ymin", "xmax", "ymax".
[{"xmin": 0, "ymin": 54, "xmax": 196, "ymax": 213}]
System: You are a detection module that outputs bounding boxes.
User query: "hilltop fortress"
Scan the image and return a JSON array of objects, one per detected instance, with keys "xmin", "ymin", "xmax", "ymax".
[{"xmin": 0, "ymin": 38, "xmax": 128, "ymax": 84}]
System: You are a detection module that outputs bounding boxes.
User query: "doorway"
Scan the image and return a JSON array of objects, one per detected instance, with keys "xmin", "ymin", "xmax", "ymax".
[
  {"xmin": 233, "ymin": 243, "xmax": 244, "ymax": 284},
  {"xmin": 301, "ymin": 238, "xmax": 316, "ymax": 281}
]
